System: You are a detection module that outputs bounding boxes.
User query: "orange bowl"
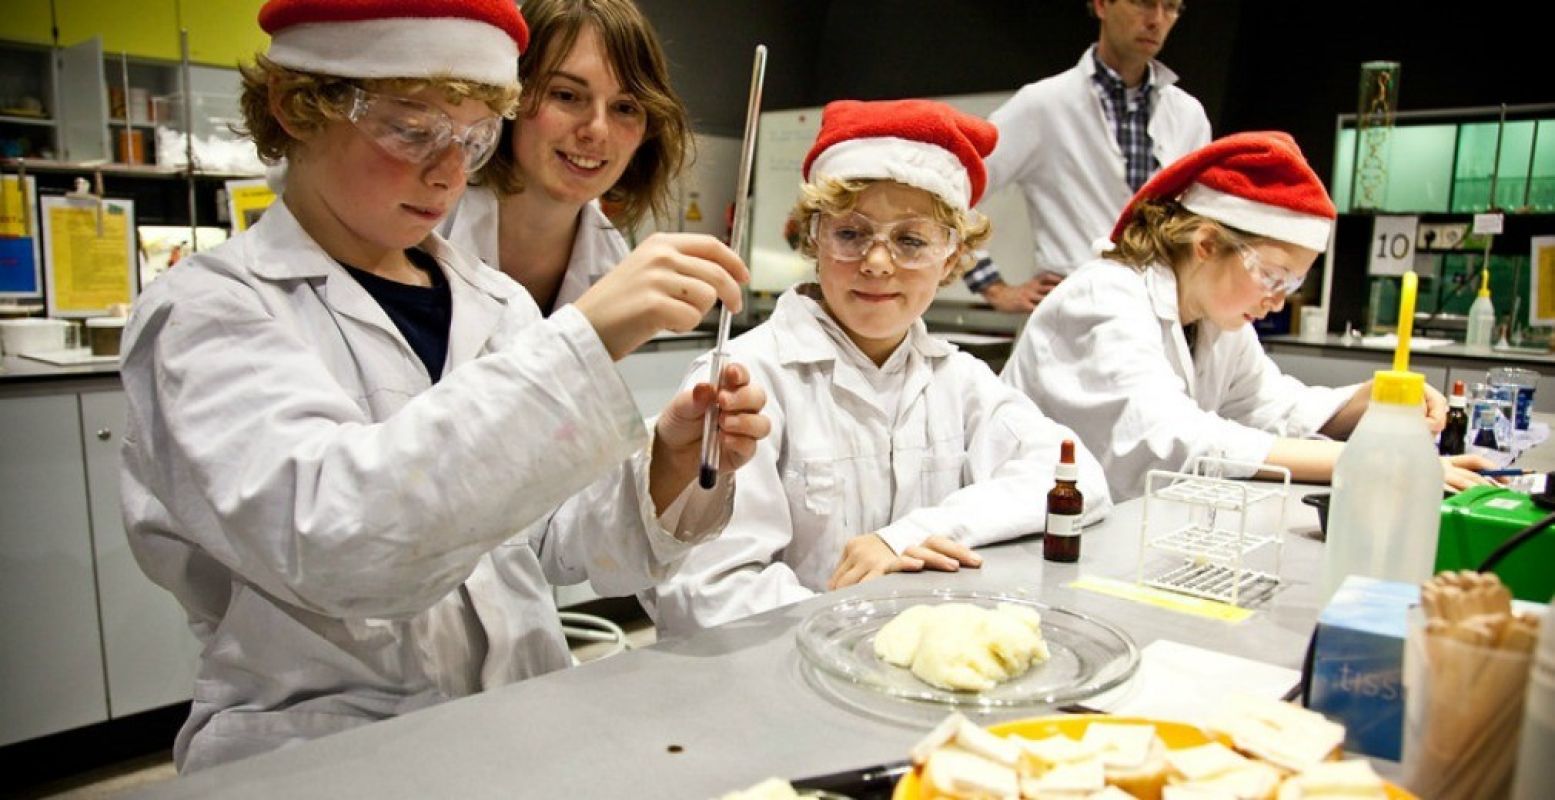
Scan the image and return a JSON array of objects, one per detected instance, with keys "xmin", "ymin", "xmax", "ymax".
[{"xmin": 890, "ymin": 714, "xmax": 1416, "ymax": 799}]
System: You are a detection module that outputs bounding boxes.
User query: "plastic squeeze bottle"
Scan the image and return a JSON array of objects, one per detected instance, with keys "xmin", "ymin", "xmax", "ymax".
[
  {"xmin": 1320, "ymin": 271, "xmax": 1443, "ymax": 604},
  {"xmin": 1465, "ymin": 267, "xmax": 1496, "ymax": 351},
  {"xmin": 1510, "ymin": 593, "xmax": 1555, "ymax": 800}
]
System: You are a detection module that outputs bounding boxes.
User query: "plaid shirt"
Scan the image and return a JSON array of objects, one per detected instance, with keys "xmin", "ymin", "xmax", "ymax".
[
  {"xmin": 964, "ymin": 250, "xmax": 1000, "ymax": 293},
  {"xmin": 965, "ymin": 51, "xmax": 1165, "ymax": 297},
  {"xmin": 1090, "ymin": 49, "xmax": 1156, "ymax": 192}
]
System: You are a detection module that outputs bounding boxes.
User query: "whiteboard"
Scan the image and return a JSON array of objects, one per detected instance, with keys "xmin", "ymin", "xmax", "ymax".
[{"xmin": 747, "ymin": 91, "xmax": 1037, "ymax": 303}]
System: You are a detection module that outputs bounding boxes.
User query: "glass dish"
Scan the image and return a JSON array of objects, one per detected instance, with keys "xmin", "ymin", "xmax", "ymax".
[{"xmin": 795, "ymin": 589, "xmax": 1139, "ymax": 710}]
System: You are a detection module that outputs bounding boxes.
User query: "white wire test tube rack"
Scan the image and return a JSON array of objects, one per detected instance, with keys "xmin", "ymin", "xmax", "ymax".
[{"xmin": 1135, "ymin": 456, "xmax": 1292, "ymax": 607}]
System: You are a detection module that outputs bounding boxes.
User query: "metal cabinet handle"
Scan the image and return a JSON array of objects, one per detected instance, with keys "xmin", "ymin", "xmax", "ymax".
[{"xmin": 96, "ymin": 428, "xmax": 112, "ymax": 441}]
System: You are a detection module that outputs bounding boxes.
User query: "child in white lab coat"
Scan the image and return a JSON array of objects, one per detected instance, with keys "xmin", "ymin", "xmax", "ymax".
[
  {"xmin": 118, "ymin": 0, "xmax": 767, "ymax": 772},
  {"xmin": 643, "ymin": 99, "xmax": 1110, "ymax": 637},
  {"xmin": 1002, "ymin": 131, "xmax": 1491, "ymax": 501}
]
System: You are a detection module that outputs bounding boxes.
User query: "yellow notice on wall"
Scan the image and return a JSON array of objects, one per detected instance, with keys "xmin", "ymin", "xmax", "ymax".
[
  {"xmin": 226, "ymin": 178, "xmax": 277, "ymax": 233},
  {"xmin": 1530, "ymin": 236, "xmax": 1555, "ymax": 326},
  {"xmin": 41, "ymin": 196, "xmax": 137, "ymax": 318},
  {"xmin": 1, "ymin": 175, "xmax": 35, "ymax": 237}
]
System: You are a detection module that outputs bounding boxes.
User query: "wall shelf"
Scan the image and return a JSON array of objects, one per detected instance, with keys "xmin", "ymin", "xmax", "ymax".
[{"xmin": 0, "ymin": 114, "xmax": 55, "ymax": 126}]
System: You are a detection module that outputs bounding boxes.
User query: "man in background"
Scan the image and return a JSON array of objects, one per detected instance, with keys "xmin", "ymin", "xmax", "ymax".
[{"xmin": 970, "ymin": 0, "xmax": 1212, "ymax": 312}]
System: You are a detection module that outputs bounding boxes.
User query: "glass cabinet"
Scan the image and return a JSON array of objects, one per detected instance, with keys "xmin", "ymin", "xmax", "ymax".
[{"xmin": 1333, "ymin": 104, "xmax": 1555, "ymax": 214}]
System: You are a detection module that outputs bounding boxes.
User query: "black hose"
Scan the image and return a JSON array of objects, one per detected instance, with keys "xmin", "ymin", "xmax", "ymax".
[{"xmin": 1476, "ymin": 509, "xmax": 1555, "ymax": 573}]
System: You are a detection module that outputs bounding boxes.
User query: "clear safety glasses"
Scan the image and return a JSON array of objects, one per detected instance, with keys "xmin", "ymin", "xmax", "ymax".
[
  {"xmin": 810, "ymin": 211, "xmax": 960, "ymax": 271},
  {"xmin": 345, "ymin": 87, "xmax": 504, "ymax": 173},
  {"xmin": 1234, "ymin": 240, "xmax": 1305, "ymax": 297}
]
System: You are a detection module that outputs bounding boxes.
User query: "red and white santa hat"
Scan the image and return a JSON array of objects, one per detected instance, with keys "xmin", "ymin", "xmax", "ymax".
[
  {"xmin": 259, "ymin": 0, "xmax": 528, "ymax": 87},
  {"xmin": 1111, "ymin": 131, "xmax": 1337, "ymax": 252},
  {"xmin": 802, "ymin": 99, "xmax": 998, "ymax": 212}
]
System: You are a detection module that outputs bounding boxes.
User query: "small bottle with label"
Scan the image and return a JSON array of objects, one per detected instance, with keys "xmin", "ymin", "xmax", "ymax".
[
  {"xmin": 1043, "ymin": 440, "xmax": 1083, "ymax": 563},
  {"xmin": 1438, "ymin": 379, "xmax": 1468, "ymax": 456}
]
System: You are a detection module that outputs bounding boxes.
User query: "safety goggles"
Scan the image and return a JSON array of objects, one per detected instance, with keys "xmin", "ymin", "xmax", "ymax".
[
  {"xmin": 810, "ymin": 211, "xmax": 959, "ymax": 271},
  {"xmin": 345, "ymin": 87, "xmax": 504, "ymax": 173},
  {"xmin": 1233, "ymin": 240, "xmax": 1305, "ymax": 297}
]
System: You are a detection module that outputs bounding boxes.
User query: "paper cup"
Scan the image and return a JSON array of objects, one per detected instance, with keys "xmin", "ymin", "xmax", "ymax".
[
  {"xmin": 1300, "ymin": 307, "xmax": 1327, "ymax": 342},
  {"xmin": 85, "ymin": 317, "xmax": 126, "ymax": 357},
  {"xmin": 1402, "ymin": 607, "xmax": 1533, "ymax": 799}
]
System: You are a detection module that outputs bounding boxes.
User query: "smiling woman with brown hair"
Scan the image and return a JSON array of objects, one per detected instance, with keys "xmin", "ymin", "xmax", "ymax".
[{"xmin": 440, "ymin": 0, "xmax": 694, "ymax": 316}]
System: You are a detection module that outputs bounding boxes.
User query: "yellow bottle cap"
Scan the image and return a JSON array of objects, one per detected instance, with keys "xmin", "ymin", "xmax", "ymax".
[
  {"xmin": 1372, "ymin": 369, "xmax": 1425, "ymax": 405},
  {"xmin": 1479, "ymin": 267, "xmax": 1491, "ymax": 298}
]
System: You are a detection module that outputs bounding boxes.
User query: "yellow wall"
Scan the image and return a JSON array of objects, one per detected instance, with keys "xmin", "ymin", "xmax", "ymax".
[
  {"xmin": 5, "ymin": 1, "xmax": 269, "ymax": 67},
  {"xmin": 55, "ymin": 0, "xmax": 181, "ymax": 61},
  {"xmin": 181, "ymin": 0, "xmax": 269, "ymax": 68},
  {"xmin": 0, "ymin": 0, "xmax": 57, "ymax": 47}
]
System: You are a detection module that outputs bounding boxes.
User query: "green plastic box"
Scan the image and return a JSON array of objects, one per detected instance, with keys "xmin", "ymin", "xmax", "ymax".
[{"xmin": 1437, "ymin": 485, "xmax": 1555, "ymax": 602}]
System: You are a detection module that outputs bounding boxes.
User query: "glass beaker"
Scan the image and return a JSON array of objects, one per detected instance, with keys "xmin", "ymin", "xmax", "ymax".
[
  {"xmin": 1488, "ymin": 367, "xmax": 1538, "ymax": 431},
  {"xmin": 1469, "ymin": 382, "xmax": 1514, "ymax": 453}
]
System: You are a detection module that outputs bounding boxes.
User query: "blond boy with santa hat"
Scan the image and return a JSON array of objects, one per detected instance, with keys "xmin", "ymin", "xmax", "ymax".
[
  {"xmin": 643, "ymin": 99, "xmax": 1110, "ymax": 637},
  {"xmin": 119, "ymin": 0, "xmax": 768, "ymax": 770}
]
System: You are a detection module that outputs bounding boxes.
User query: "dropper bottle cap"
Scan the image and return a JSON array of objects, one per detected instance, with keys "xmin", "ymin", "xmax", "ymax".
[
  {"xmin": 1056, "ymin": 439, "xmax": 1078, "ymax": 481},
  {"xmin": 1449, "ymin": 379, "xmax": 1466, "ymax": 408},
  {"xmin": 1480, "ymin": 267, "xmax": 1492, "ymax": 298}
]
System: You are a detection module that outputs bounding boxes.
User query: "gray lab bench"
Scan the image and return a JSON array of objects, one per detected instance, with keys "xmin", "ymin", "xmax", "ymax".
[
  {"xmin": 130, "ymin": 486, "xmax": 1333, "ymax": 800},
  {"xmin": 1263, "ymin": 333, "xmax": 1555, "ymax": 413}
]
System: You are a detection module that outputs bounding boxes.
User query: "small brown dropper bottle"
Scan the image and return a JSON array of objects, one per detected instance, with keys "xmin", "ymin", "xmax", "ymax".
[
  {"xmin": 1438, "ymin": 379, "xmax": 1468, "ymax": 456},
  {"xmin": 1043, "ymin": 439, "xmax": 1083, "ymax": 563}
]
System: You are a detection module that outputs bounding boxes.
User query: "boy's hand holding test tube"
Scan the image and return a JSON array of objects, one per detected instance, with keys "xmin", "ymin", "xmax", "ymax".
[{"xmin": 649, "ymin": 361, "xmax": 769, "ymax": 513}]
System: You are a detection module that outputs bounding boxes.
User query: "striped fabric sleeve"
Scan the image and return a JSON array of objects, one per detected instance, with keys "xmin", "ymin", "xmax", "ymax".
[{"xmin": 963, "ymin": 250, "xmax": 1002, "ymax": 293}]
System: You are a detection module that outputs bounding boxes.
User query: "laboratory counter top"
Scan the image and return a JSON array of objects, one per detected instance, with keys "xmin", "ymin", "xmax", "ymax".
[
  {"xmin": 1, "ymin": 326, "xmax": 1018, "ymax": 392},
  {"xmin": 0, "ymin": 354, "xmax": 122, "ymax": 392},
  {"xmin": 131, "ymin": 484, "xmax": 1336, "ymax": 800},
  {"xmin": 0, "ymin": 332, "xmax": 719, "ymax": 390},
  {"xmin": 1262, "ymin": 333, "xmax": 1555, "ymax": 367}
]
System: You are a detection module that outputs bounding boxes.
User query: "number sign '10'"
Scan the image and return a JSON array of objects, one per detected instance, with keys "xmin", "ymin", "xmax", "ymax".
[{"xmin": 1368, "ymin": 215, "xmax": 1418, "ymax": 277}]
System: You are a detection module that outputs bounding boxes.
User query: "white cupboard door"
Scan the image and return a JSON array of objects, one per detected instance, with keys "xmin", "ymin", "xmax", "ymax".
[
  {"xmin": 80, "ymin": 389, "xmax": 200, "ymax": 717},
  {"xmin": 0, "ymin": 394, "xmax": 109, "ymax": 745}
]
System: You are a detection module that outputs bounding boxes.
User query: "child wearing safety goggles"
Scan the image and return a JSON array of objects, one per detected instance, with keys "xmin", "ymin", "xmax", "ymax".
[
  {"xmin": 118, "ymin": 0, "xmax": 766, "ymax": 773},
  {"xmin": 1002, "ymin": 131, "xmax": 1494, "ymax": 502},
  {"xmin": 641, "ymin": 99, "xmax": 1111, "ymax": 637}
]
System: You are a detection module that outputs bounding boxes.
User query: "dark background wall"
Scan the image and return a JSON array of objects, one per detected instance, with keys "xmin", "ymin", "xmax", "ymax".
[{"xmin": 634, "ymin": 0, "xmax": 1549, "ymax": 185}]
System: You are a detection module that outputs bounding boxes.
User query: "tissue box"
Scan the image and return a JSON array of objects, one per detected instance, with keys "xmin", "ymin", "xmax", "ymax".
[
  {"xmin": 1310, "ymin": 574, "xmax": 1549, "ymax": 762},
  {"xmin": 1308, "ymin": 576, "xmax": 1416, "ymax": 761}
]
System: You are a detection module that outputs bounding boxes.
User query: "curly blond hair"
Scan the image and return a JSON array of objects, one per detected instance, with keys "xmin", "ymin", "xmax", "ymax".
[
  {"xmin": 237, "ymin": 55, "xmax": 520, "ymax": 164},
  {"xmin": 788, "ymin": 178, "xmax": 991, "ymax": 286}
]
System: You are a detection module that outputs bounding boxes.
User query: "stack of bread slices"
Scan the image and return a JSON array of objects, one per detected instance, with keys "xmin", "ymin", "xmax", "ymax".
[{"xmin": 908, "ymin": 701, "xmax": 1394, "ymax": 800}]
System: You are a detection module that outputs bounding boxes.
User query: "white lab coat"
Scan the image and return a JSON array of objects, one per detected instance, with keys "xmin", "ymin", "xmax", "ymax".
[
  {"xmin": 643, "ymin": 287, "xmax": 1110, "ymax": 637},
  {"xmin": 119, "ymin": 200, "xmax": 730, "ymax": 772},
  {"xmin": 1002, "ymin": 259, "xmax": 1358, "ymax": 502},
  {"xmin": 986, "ymin": 47, "xmax": 1211, "ymax": 276},
  {"xmin": 438, "ymin": 185, "xmax": 626, "ymax": 312}
]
